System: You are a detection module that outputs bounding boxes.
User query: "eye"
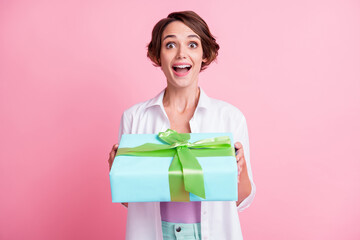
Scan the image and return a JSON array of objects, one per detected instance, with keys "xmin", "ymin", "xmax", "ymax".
[
  {"xmin": 189, "ymin": 42, "xmax": 198, "ymax": 48},
  {"xmin": 165, "ymin": 42, "xmax": 176, "ymax": 49}
]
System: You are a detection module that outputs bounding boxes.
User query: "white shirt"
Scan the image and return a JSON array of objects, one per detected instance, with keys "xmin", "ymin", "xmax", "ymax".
[{"xmin": 118, "ymin": 87, "xmax": 256, "ymax": 240}]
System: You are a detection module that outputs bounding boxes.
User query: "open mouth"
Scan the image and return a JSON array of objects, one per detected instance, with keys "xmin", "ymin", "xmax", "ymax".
[{"xmin": 172, "ymin": 64, "xmax": 192, "ymax": 73}]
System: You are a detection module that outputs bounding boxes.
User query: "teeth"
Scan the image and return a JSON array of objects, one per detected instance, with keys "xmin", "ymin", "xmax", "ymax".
[{"xmin": 173, "ymin": 65, "xmax": 191, "ymax": 68}]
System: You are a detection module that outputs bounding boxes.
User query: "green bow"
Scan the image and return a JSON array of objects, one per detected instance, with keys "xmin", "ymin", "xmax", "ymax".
[{"xmin": 116, "ymin": 129, "xmax": 235, "ymax": 201}]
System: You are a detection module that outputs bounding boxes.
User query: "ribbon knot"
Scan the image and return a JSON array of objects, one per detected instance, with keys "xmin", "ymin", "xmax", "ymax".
[
  {"xmin": 116, "ymin": 129, "xmax": 235, "ymax": 201},
  {"xmin": 171, "ymin": 142, "xmax": 191, "ymax": 148}
]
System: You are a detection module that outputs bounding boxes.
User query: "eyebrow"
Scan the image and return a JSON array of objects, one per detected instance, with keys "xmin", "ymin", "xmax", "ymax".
[{"xmin": 162, "ymin": 34, "xmax": 200, "ymax": 42}]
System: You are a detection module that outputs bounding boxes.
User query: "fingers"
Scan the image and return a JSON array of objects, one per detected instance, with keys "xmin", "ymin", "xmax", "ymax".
[
  {"xmin": 109, "ymin": 144, "xmax": 119, "ymax": 158},
  {"xmin": 237, "ymin": 156, "xmax": 245, "ymax": 183},
  {"xmin": 234, "ymin": 142, "xmax": 243, "ymax": 151},
  {"xmin": 108, "ymin": 144, "xmax": 119, "ymax": 171},
  {"xmin": 235, "ymin": 147, "xmax": 244, "ymax": 165},
  {"xmin": 235, "ymin": 142, "xmax": 244, "ymax": 157},
  {"xmin": 235, "ymin": 142, "xmax": 244, "ymax": 164},
  {"xmin": 112, "ymin": 144, "xmax": 119, "ymax": 152},
  {"xmin": 237, "ymin": 156, "xmax": 245, "ymax": 172},
  {"xmin": 235, "ymin": 142, "xmax": 245, "ymax": 183}
]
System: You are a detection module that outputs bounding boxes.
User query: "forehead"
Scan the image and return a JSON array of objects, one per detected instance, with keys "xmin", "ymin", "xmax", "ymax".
[{"xmin": 162, "ymin": 21, "xmax": 199, "ymax": 40}]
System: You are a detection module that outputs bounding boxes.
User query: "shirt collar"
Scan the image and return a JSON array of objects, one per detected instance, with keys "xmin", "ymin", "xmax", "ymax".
[
  {"xmin": 145, "ymin": 87, "xmax": 211, "ymax": 110},
  {"xmin": 197, "ymin": 87, "xmax": 211, "ymax": 110}
]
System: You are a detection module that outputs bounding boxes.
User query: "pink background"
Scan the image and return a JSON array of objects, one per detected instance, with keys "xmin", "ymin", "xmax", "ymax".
[{"xmin": 1, "ymin": 0, "xmax": 359, "ymax": 239}]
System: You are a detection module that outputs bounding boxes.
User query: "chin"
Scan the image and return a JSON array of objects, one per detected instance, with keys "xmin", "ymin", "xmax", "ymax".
[{"xmin": 169, "ymin": 78, "xmax": 197, "ymax": 89}]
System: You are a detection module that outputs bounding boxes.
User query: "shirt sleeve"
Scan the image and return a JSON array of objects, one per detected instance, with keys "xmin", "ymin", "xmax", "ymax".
[
  {"xmin": 118, "ymin": 110, "xmax": 132, "ymax": 143},
  {"xmin": 234, "ymin": 113, "xmax": 256, "ymax": 212}
]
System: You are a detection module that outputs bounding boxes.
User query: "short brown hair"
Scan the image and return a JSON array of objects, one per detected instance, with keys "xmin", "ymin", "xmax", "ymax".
[{"xmin": 147, "ymin": 11, "xmax": 220, "ymax": 71}]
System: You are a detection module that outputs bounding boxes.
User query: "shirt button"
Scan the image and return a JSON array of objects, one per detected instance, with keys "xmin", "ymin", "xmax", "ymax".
[{"xmin": 176, "ymin": 227, "xmax": 181, "ymax": 232}]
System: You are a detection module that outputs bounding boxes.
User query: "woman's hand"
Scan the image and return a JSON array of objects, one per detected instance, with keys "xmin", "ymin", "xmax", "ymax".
[
  {"xmin": 234, "ymin": 142, "xmax": 252, "ymax": 206},
  {"xmin": 108, "ymin": 144, "xmax": 128, "ymax": 208},
  {"xmin": 108, "ymin": 144, "xmax": 119, "ymax": 171},
  {"xmin": 235, "ymin": 142, "xmax": 246, "ymax": 183}
]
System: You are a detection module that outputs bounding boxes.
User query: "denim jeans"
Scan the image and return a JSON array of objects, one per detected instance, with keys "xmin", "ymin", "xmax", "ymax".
[{"xmin": 162, "ymin": 221, "xmax": 201, "ymax": 240}]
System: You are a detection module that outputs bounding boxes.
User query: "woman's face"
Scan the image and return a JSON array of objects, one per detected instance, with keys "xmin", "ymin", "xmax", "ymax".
[{"xmin": 160, "ymin": 21, "xmax": 207, "ymax": 89}]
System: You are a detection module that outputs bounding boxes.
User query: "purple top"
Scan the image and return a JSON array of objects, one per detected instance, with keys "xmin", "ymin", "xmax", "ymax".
[{"xmin": 160, "ymin": 201, "xmax": 201, "ymax": 223}]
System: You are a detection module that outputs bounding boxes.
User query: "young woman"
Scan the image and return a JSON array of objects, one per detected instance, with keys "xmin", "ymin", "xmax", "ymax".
[{"xmin": 108, "ymin": 11, "xmax": 255, "ymax": 240}]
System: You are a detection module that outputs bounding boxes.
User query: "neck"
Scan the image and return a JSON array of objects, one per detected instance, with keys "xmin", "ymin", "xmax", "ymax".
[{"xmin": 163, "ymin": 85, "xmax": 200, "ymax": 114}]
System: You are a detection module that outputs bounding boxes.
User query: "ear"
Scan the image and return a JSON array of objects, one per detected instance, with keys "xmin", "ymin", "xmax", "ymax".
[{"xmin": 202, "ymin": 58, "xmax": 208, "ymax": 63}]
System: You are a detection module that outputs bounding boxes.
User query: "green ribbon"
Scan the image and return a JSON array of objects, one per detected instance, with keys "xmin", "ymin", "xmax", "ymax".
[{"xmin": 116, "ymin": 129, "xmax": 235, "ymax": 201}]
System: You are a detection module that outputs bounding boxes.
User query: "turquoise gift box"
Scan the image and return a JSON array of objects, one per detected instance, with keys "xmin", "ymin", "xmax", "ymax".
[{"xmin": 109, "ymin": 131, "xmax": 238, "ymax": 202}]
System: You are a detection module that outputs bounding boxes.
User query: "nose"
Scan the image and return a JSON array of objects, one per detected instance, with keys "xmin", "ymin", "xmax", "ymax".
[{"xmin": 176, "ymin": 44, "xmax": 186, "ymax": 59}]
